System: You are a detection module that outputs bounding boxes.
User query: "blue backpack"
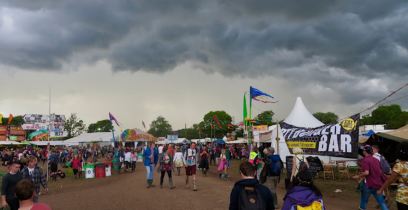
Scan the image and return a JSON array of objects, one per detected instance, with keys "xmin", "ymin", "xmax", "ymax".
[{"xmin": 269, "ymin": 155, "xmax": 282, "ymax": 176}]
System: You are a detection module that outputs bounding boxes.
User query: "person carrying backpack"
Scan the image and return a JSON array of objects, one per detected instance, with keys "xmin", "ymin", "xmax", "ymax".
[
  {"xmin": 372, "ymin": 145, "xmax": 391, "ymax": 175},
  {"xmin": 264, "ymin": 147, "xmax": 282, "ymax": 209},
  {"xmin": 229, "ymin": 161, "xmax": 274, "ymax": 210},
  {"xmin": 282, "ymin": 169, "xmax": 325, "ymax": 210}
]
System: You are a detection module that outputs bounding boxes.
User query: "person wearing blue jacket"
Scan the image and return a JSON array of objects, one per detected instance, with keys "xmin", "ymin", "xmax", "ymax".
[{"xmin": 143, "ymin": 142, "xmax": 158, "ymax": 188}]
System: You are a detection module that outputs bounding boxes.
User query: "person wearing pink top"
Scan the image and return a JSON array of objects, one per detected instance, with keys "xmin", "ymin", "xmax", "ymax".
[{"xmin": 15, "ymin": 179, "xmax": 51, "ymax": 210}]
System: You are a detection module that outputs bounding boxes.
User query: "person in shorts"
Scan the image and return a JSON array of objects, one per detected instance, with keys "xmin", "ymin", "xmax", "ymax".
[{"xmin": 183, "ymin": 143, "xmax": 198, "ymax": 191}]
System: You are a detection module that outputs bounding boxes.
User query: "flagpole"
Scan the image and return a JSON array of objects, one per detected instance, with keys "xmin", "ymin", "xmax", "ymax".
[{"xmin": 46, "ymin": 87, "xmax": 51, "ymax": 181}]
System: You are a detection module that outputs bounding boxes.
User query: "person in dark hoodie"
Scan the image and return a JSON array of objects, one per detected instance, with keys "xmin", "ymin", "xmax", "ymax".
[
  {"xmin": 229, "ymin": 161, "xmax": 274, "ymax": 210},
  {"xmin": 282, "ymin": 168, "xmax": 325, "ymax": 210}
]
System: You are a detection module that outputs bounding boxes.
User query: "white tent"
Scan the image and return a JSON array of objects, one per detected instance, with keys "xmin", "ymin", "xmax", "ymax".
[
  {"xmin": 29, "ymin": 141, "xmax": 79, "ymax": 146},
  {"xmin": 226, "ymin": 138, "xmax": 247, "ymax": 144},
  {"xmin": 284, "ymin": 97, "xmax": 324, "ymax": 128},
  {"xmin": 256, "ymin": 97, "xmax": 356, "ymax": 164},
  {"xmin": 0, "ymin": 141, "xmax": 21, "ymax": 145},
  {"xmin": 65, "ymin": 132, "xmax": 114, "ymax": 146}
]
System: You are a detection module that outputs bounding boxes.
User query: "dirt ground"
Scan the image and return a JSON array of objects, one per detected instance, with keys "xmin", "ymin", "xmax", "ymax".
[{"xmin": 37, "ymin": 160, "xmax": 393, "ymax": 210}]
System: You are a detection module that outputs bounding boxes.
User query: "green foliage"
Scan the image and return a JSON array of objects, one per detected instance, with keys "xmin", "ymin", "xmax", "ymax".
[
  {"xmin": 200, "ymin": 111, "xmax": 233, "ymax": 138},
  {"xmin": 360, "ymin": 104, "xmax": 408, "ymax": 129},
  {"xmin": 88, "ymin": 119, "xmax": 113, "ymax": 133},
  {"xmin": 177, "ymin": 127, "xmax": 200, "ymax": 139},
  {"xmin": 64, "ymin": 113, "xmax": 86, "ymax": 138},
  {"xmin": 148, "ymin": 116, "xmax": 173, "ymax": 137},
  {"xmin": 313, "ymin": 112, "xmax": 339, "ymax": 124},
  {"xmin": 254, "ymin": 110, "xmax": 274, "ymax": 126}
]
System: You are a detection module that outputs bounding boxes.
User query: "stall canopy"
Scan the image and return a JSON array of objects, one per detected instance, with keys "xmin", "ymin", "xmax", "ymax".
[
  {"xmin": 0, "ymin": 141, "xmax": 21, "ymax": 145},
  {"xmin": 226, "ymin": 138, "xmax": 247, "ymax": 144},
  {"xmin": 29, "ymin": 141, "xmax": 79, "ymax": 146},
  {"xmin": 65, "ymin": 132, "xmax": 114, "ymax": 144},
  {"xmin": 367, "ymin": 124, "xmax": 408, "ymax": 163}
]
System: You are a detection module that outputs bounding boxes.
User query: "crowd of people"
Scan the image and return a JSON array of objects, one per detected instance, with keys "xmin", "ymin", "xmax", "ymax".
[{"xmin": 0, "ymin": 140, "xmax": 406, "ymax": 210}]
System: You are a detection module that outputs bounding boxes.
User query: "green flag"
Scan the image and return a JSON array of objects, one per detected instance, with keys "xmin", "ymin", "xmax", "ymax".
[{"xmin": 243, "ymin": 93, "xmax": 248, "ymax": 126}]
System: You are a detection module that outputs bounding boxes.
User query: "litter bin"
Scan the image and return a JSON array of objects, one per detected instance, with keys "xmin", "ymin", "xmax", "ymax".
[
  {"xmin": 105, "ymin": 161, "xmax": 112, "ymax": 177},
  {"xmin": 84, "ymin": 163, "xmax": 95, "ymax": 179},
  {"xmin": 95, "ymin": 162, "xmax": 106, "ymax": 178},
  {"xmin": 112, "ymin": 158, "xmax": 121, "ymax": 174}
]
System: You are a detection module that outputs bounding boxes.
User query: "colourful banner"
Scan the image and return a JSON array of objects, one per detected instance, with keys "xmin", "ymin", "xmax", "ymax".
[{"xmin": 280, "ymin": 114, "xmax": 359, "ymax": 158}]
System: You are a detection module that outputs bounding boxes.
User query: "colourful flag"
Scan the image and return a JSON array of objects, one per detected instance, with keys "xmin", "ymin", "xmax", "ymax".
[
  {"xmin": 0, "ymin": 114, "xmax": 2, "ymax": 124},
  {"xmin": 7, "ymin": 114, "xmax": 13, "ymax": 125},
  {"xmin": 213, "ymin": 115, "xmax": 222, "ymax": 129},
  {"xmin": 108, "ymin": 112, "xmax": 120, "ymax": 126},
  {"xmin": 250, "ymin": 86, "xmax": 277, "ymax": 103},
  {"xmin": 142, "ymin": 121, "xmax": 146, "ymax": 129},
  {"xmin": 243, "ymin": 94, "xmax": 248, "ymax": 126}
]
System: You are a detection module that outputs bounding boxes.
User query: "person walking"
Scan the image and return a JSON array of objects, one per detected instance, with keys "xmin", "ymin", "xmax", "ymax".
[
  {"xmin": 1, "ymin": 161, "xmax": 23, "ymax": 210},
  {"xmin": 353, "ymin": 145, "xmax": 388, "ymax": 210},
  {"xmin": 21, "ymin": 156, "xmax": 48, "ymax": 203},
  {"xmin": 173, "ymin": 147, "xmax": 184, "ymax": 176},
  {"xmin": 218, "ymin": 149, "xmax": 228, "ymax": 180},
  {"xmin": 15, "ymin": 179, "xmax": 51, "ymax": 210},
  {"xmin": 183, "ymin": 143, "xmax": 198, "ymax": 191},
  {"xmin": 377, "ymin": 146, "xmax": 408, "ymax": 210},
  {"xmin": 199, "ymin": 146, "xmax": 209, "ymax": 176},
  {"xmin": 131, "ymin": 150, "xmax": 137, "ymax": 172},
  {"xmin": 265, "ymin": 147, "xmax": 283, "ymax": 209},
  {"xmin": 229, "ymin": 161, "xmax": 274, "ymax": 210},
  {"xmin": 282, "ymin": 169, "xmax": 325, "ymax": 210},
  {"xmin": 157, "ymin": 146, "xmax": 175, "ymax": 189},
  {"xmin": 71, "ymin": 154, "xmax": 82, "ymax": 179},
  {"xmin": 143, "ymin": 142, "xmax": 158, "ymax": 188}
]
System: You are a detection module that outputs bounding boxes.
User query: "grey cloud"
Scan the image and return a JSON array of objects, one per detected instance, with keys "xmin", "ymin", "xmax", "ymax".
[{"xmin": 1, "ymin": 0, "xmax": 408, "ymax": 107}]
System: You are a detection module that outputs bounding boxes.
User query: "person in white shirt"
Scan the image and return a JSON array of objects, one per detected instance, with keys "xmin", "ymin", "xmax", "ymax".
[
  {"xmin": 124, "ymin": 150, "xmax": 132, "ymax": 172},
  {"xmin": 173, "ymin": 147, "xmax": 184, "ymax": 176}
]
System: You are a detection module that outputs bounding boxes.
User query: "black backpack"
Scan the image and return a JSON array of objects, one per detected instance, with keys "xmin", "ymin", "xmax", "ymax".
[{"xmin": 238, "ymin": 185, "xmax": 266, "ymax": 210}]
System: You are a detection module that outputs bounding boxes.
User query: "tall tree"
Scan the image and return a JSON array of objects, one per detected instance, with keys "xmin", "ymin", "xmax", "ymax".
[
  {"xmin": 148, "ymin": 116, "xmax": 173, "ymax": 137},
  {"xmin": 360, "ymin": 104, "xmax": 408, "ymax": 129},
  {"xmin": 313, "ymin": 112, "xmax": 338, "ymax": 124},
  {"xmin": 254, "ymin": 110, "xmax": 274, "ymax": 126},
  {"xmin": 88, "ymin": 119, "xmax": 113, "ymax": 133},
  {"xmin": 64, "ymin": 113, "xmax": 86, "ymax": 138},
  {"xmin": 201, "ymin": 111, "xmax": 233, "ymax": 138}
]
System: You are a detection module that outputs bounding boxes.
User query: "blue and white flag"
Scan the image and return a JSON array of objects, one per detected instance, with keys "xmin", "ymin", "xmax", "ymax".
[{"xmin": 250, "ymin": 86, "xmax": 277, "ymax": 103}]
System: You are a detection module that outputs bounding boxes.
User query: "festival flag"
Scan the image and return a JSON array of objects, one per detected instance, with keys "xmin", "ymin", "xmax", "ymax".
[
  {"xmin": 7, "ymin": 114, "xmax": 13, "ymax": 125},
  {"xmin": 0, "ymin": 114, "xmax": 2, "ymax": 124},
  {"xmin": 142, "ymin": 121, "xmax": 146, "ymax": 129},
  {"xmin": 250, "ymin": 86, "xmax": 277, "ymax": 103},
  {"xmin": 108, "ymin": 112, "xmax": 120, "ymax": 126},
  {"xmin": 243, "ymin": 94, "xmax": 248, "ymax": 126},
  {"xmin": 213, "ymin": 115, "xmax": 223, "ymax": 129}
]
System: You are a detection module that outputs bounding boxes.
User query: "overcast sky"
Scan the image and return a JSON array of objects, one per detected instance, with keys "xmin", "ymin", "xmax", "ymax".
[{"xmin": 1, "ymin": 0, "xmax": 407, "ymax": 129}]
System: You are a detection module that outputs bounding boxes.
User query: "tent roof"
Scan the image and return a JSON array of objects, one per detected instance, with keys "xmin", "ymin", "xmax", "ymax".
[
  {"xmin": 0, "ymin": 141, "xmax": 21, "ymax": 145},
  {"xmin": 65, "ymin": 132, "xmax": 114, "ymax": 143},
  {"xmin": 376, "ymin": 124, "xmax": 408, "ymax": 143},
  {"xmin": 284, "ymin": 97, "xmax": 324, "ymax": 128}
]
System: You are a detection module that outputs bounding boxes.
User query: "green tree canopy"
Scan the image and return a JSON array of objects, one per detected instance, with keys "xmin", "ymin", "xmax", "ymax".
[
  {"xmin": 360, "ymin": 104, "xmax": 408, "ymax": 129},
  {"xmin": 148, "ymin": 116, "xmax": 173, "ymax": 137},
  {"xmin": 200, "ymin": 111, "xmax": 233, "ymax": 138},
  {"xmin": 64, "ymin": 113, "xmax": 86, "ymax": 138},
  {"xmin": 254, "ymin": 110, "xmax": 274, "ymax": 126},
  {"xmin": 313, "ymin": 112, "xmax": 338, "ymax": 124},
  {"xmin": 88, "ymin": 119, "xmax": 113, "ymax": 133}
]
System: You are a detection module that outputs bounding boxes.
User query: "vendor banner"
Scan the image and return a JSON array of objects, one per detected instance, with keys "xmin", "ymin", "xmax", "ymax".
[{"xmin": 280, "ymin": 114, "xmax": 359, "ymax": 158}]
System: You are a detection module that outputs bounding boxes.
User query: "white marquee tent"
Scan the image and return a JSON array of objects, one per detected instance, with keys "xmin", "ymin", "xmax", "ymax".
[
  {"xmin": 65, "ymin": 132, "xmax": 115, "ymax": 146},
  {"xmin": 256, "ymin": 97, "xmax": 356, "ymax": 164}
]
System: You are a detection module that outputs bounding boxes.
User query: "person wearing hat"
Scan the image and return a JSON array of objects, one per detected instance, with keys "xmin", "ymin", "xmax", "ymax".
[
  {"xmin": 353, "ymin": 145, "xmax": 389, "ymax": 210},
  {"xmin": 282, "ymin": 168, "xmax": 324, "ymax": 210}
]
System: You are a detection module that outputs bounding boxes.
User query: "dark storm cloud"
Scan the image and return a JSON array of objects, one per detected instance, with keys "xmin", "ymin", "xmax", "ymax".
[{"xmin": 1, "ymin": 0, "xmax": 408, "ymax": 104}]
